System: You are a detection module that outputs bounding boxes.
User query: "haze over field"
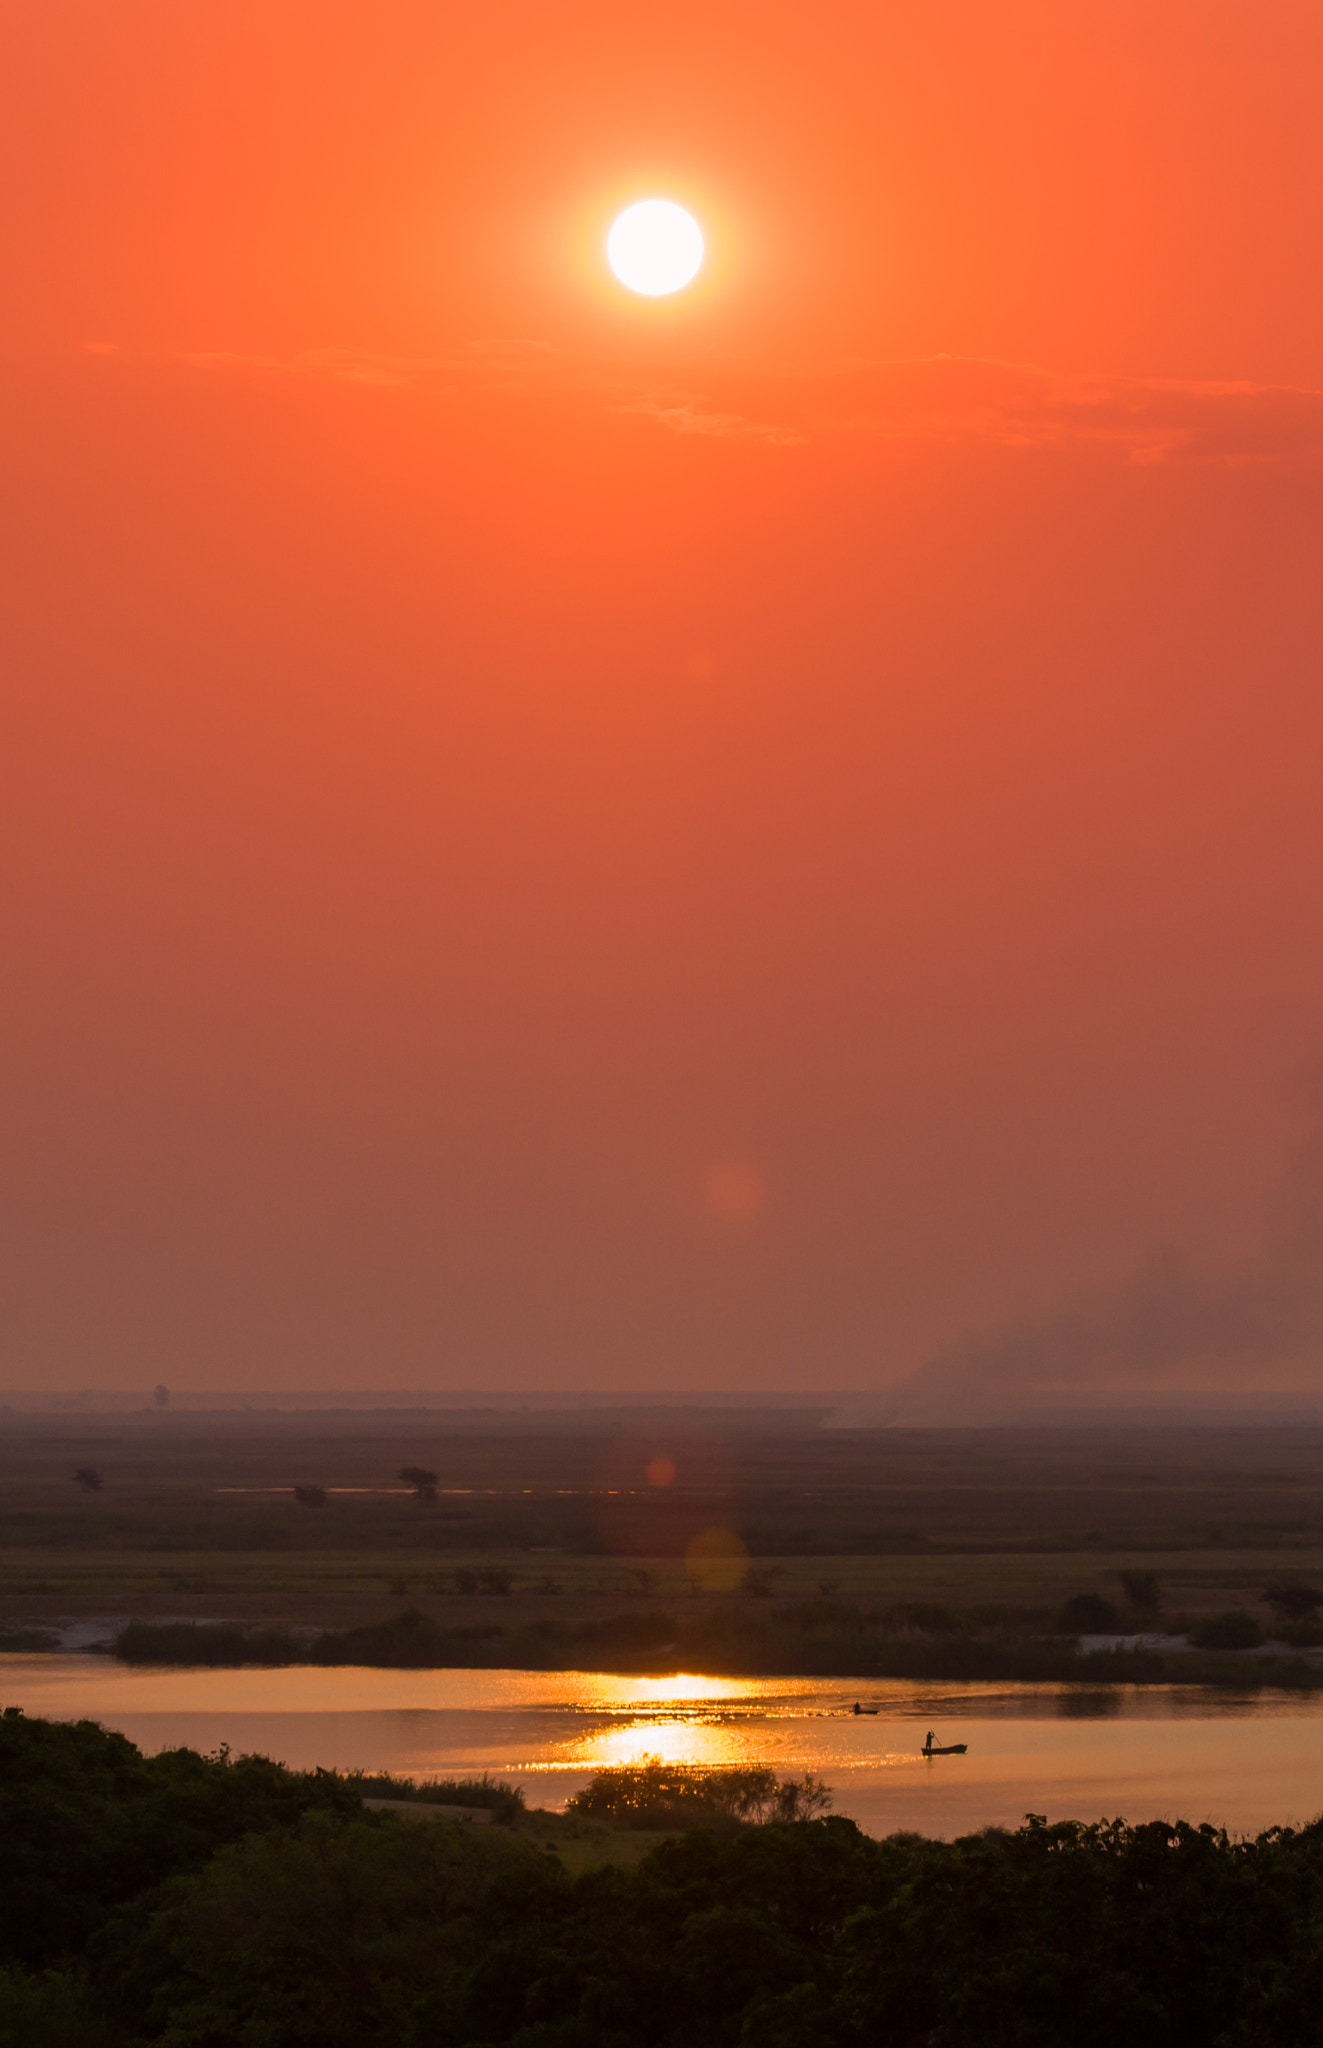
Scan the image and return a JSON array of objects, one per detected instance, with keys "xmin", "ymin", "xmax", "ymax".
[{"xmin": 2, "ymin": 0, "xmax": 1322, "ymax": 1400}]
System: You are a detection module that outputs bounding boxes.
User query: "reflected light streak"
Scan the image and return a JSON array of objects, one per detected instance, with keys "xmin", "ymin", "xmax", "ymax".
[
  {"xmin": 574, "ymin": 1718, "xmax": 740, "ymax": 1768},
  {"xmin": 581, "ymin": 1672, "xmax": 755, "ymax": 1708}
]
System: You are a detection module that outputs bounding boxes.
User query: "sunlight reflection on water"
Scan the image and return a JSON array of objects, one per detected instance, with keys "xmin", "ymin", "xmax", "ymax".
[{"xmin": 6, "ymin": 1656, "xmax": 1323, "ymax": 1839}]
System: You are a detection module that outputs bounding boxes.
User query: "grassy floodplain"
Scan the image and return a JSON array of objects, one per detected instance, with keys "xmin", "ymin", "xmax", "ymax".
[{"xmin": 5, "ymin": 1410, "xmax": 1323, "ymax": 1678}]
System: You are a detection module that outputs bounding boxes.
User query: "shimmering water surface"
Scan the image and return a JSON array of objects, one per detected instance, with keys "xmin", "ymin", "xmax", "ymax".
[{"xmin": 5, "ymin": 1655, "xmax": 1323, "ymax": 1838}]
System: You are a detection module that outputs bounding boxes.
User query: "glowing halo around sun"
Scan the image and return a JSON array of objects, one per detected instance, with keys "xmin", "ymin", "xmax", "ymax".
[{"xmin": 607, "ymin": 200, "xmax": 704, "ymax": 296}]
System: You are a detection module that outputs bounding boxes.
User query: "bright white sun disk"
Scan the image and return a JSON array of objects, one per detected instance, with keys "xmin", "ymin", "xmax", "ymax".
[{"xmin": 607, "ymin": 201, "xmax": 704, "ymax": 296}]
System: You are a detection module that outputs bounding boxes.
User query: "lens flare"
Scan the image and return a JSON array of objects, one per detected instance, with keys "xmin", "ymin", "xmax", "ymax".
[
  {"xmin": 702, "ymin": 1161, "xmax": 766, "ymax": 1221},
  {"xmin": 686, "ymin": 1526, "xmax": 749, "ymax": 1592}
]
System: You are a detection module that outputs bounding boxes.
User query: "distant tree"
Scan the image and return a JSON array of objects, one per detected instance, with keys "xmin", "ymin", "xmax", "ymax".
[
  {"xmin": 152, "ymin": 1384, "xmax": 170, "ymax": 1409},
  {"xmin": 292, "ymin": 1485, "xmax": 327, "ymax": 1509},
  {"xmin": 1264, "ymin": 1580, "xmax": 1323, "ymax": 1622},
  {"xmin": 1119, "ymin": 1570, "xmax": 1161, "ymax": 1614},
  {"xmin": 398, "ymin": 1466, "xmax": 438, "ymax": 1501},
  {"xmin": 1055, "ymin": 1593, "xmax": 1121, "ymax": 1634},
  {"xmin": 73, "ymin": 1467, "xmax": 103, "ymax": 1492}
]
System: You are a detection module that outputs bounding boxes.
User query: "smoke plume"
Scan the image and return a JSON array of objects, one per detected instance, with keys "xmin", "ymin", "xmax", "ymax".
[{"xmin": 888, "ymin": 1118, "xmax": 1323, "ymax": 1419}]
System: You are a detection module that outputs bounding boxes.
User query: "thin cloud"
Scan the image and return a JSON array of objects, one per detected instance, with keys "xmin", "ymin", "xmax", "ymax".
[
  {"xmin": 166, "ymin": 342, "xmax": 1323, "ymax": 466},
  {"xmin": 614, "ymin": 396, "xmax": 805, "ymax": 445},
  {"xmin": 465, "ymin": 338, "xmax": 554, "ymax": 357},
  {"xmin": 650, "ymin": 355, "xmax": 1323, "ymax": 464}
]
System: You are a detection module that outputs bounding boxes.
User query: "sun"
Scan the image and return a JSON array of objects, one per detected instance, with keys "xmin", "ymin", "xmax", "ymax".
[{"xmin": 607, "ymin": 200, "xmax": 704, "ymax": 296}]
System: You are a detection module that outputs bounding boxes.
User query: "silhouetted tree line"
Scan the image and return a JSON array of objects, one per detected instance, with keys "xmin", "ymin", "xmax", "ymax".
[
  {"xmin": 110, "ymin": 1598, "xmax": 1323, "ymax": 1688},
  {"xmin": 9, "ymin": 1704, "xmax": 1323, "ymax": 2043}
]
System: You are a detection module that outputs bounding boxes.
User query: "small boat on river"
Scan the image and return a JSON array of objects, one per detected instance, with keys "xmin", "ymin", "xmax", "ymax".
[
  {"xmin": 921, "ymin": 1728, "xmax": 967, "ymax": 1757},
  {"xmin": 850, "ymin": 1702, "xmax": 879, "ymax": 1715}
]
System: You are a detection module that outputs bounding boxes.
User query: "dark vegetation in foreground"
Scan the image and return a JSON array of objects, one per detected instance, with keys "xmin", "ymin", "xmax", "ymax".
[
  {"xmin": 112, "ymin": 1601, "xmax": 1323, "ymax": 1688},
  {"xmin": 358, "ymin": 1771, "xmax": 528, "ymax": 1823},
  {"xmin": 8, "ymin": 1709, "xmax": 1323, "ymax": 2046}
]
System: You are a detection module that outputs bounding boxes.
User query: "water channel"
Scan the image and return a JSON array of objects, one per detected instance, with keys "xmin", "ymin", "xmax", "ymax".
[{"xmin": 5, "ymin": 1654, "xmax": 1323, "ymax": 1838}]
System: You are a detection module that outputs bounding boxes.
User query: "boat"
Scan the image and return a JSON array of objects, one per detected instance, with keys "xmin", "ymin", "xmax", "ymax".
[
  {"xmin": 850, "ymin": 1702, "xmax": 879, "ymax": 1716},
  {"xmin": 921, "ymin": 1741, "xmax": 968, "ymax": 1757}
]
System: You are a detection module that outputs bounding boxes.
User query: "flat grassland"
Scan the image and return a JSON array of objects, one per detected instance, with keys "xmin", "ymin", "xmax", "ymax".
[{"xmin": 4, "ymin": 1413, "xmax": 1323, "ymax": 1649}]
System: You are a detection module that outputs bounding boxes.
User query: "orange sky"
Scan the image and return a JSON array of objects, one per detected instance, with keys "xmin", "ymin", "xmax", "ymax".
[{"xmin": 2, "ymin": 0, "xmax": 1323, "ymax": 1397}]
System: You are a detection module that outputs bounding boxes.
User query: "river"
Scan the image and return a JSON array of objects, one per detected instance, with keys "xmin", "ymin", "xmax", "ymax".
[{"xmin": 5, "ymin": 1654, "xmax": 1323, "ymax": 1838}]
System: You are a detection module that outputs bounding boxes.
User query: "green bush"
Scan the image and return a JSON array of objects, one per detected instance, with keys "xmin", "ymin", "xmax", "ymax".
[
  {"xmin": 114, "ymin": 1620, "xmax": 301, "ymax": 1665},
  {"xmin": 782, "ymin": 1598, "xmax": 864, "ymax": 1631},
  {"xmin": 1278, "ymin": 1617, "xmax": 1323, "ymax": 1648},
  {"xmin": 565, "ymin": 1760, "xmax": 832, "ymax": 1830},
  {"xmin": 1264, "ymin": 1580, "xmax": 1323, "ymax": 1622},
  {"xmin": 0, "ymin": 1629, "xmax": 60, "ymax": 1653},
  {"xmin": 1189, "ymin": 1610, "xmax": 1265, "ymax": 1651},
  {"xmin": 577, "ymin": 1609, "xmax": 680, "ymax": 1652},
  {"xmin": 887, "ymin": 1600, "xmax": 960, "ymax": 1633},
  {"xmin": 349, "ymin": 1771, "xmax": 526, "ymax": 1822},
  {"xmin": 1055, "ymin": 1593, "xmax": 1122, "ymax": 1634},
  {"xmin": 310, "ymin": 1608, "xmax": 453, "ymax": 1666}
]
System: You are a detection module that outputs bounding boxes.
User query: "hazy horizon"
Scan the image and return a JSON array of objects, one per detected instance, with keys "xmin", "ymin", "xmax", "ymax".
[{"xmin": 4, "ymin": 1, "xmax": 1322, "ymax": 1403}]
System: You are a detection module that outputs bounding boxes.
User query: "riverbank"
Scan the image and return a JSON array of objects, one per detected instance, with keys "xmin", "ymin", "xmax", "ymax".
[{"xmin": 103, "ymin": 1604, "xmax": 1323, "ymax": 1689}]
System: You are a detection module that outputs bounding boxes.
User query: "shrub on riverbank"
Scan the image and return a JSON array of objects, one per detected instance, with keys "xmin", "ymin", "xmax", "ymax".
[
  {"xmin": 348, "ymin": 1770, "xmax": 526, "ymax": 1822},
  {"xmin": 114, "ymin": 1619, "xmax": 305, "ymax": 1665},
  {"xmin": 110, "ymin": 1604, "xmax": 1323, "ymax": 1690},
  {"xmin": 565, "ymin": 1759, "xmax": 831, "ymax": 1830},
  {"xmin": 1189, "ymin": 1609, "xmax": 1265, "ymax": 1651},
  {"xmin": 1055, "ymin": 1591, "xmax": 1122, "ymax": 1633}
]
